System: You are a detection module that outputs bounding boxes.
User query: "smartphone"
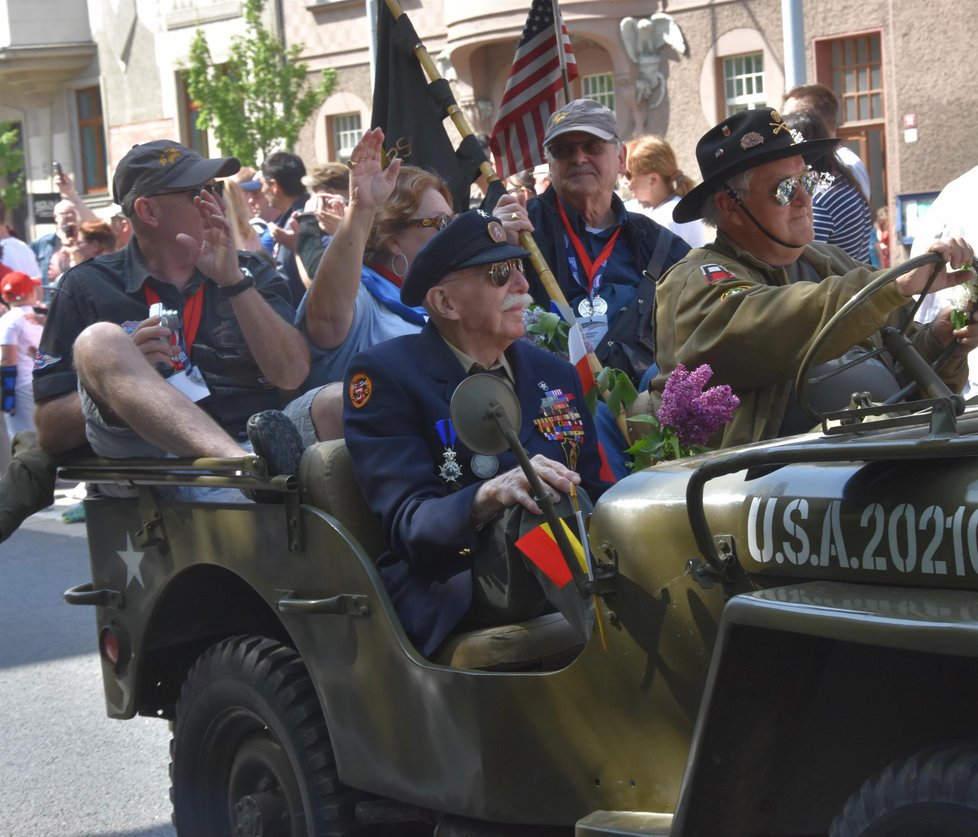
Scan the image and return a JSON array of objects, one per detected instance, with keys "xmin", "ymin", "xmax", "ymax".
[{"xmin": 52, "ymin": 161, "xmax": 63, "ymax": 177}]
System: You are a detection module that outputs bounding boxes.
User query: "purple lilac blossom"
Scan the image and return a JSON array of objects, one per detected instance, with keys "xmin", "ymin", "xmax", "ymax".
[{"xmin": 658, "ymin": 363, "xmax": 740, "ymax": 447}]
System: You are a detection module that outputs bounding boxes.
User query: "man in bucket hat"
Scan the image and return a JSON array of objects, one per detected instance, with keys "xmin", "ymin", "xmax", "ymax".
[
  {"xmin": 644, "ymin": 107, "xmax": 976, "ymax": 449},
  {"xmin": 344, "ymin": 210, "xmax": 612, "ymax": 657}
]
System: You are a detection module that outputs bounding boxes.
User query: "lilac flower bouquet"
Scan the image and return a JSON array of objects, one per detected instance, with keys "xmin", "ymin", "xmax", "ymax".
[{"xmin": 626, "ymin": 363, "xmax": 739, "ymax": 470}]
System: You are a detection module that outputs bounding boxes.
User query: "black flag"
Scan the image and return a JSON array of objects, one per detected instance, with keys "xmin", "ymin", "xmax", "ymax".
[{"xmin": 371, "ymin": 2, "xmax": 483, "ymax": 212}]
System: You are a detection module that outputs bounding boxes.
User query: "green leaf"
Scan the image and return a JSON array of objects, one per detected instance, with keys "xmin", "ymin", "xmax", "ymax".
[{"xmin": 181, "ymin": 0, "xmax": 335, "ymax": 163}]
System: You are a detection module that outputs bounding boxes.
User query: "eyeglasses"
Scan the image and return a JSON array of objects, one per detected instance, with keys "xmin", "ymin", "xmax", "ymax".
[
  {"xmin": 405, "ymin": 214, "xmax": 451, "ymax": 231},
  {"xmin": 441, "ymin": 258, "xmax": 525, "ymax": 290},
  {"xmin": 486, "ymin": 258, "xmax": 524, "ymax": 287},
  {"xmin": 773, "ymin": 170, "xmax": 819, "ymax": 206},
  {"xmin": 547, "ymin": 138, "xmax": 612, "ymax": 160},
  {"xmin": 150, "ymin": 181, "xmax": 225, "ymax": 200}
]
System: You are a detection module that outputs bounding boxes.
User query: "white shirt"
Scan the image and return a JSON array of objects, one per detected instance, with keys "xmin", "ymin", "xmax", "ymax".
[
  {"xmin": 624, "ymin": 195, "xmax": 714, "ymax": 249},
  {"xmin": 0, "ymin": 236, "xmax": 40, "ymax": 278},
  {"xmin": 911, "ymin": 164, "xmax": 978, "ymax": 395},
  {"xmin": 836, "ymin": 146, "xmax": 871, "ymax": 202}
]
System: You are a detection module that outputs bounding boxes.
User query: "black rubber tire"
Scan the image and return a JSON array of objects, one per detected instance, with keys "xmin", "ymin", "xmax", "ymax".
[
  {"xmin": 831, "ymin": 742, "xmax": 978, "ymax": 837},
  {"xmin": 170, "ymin": 635, "xmax": 361, "ymax": 837}
]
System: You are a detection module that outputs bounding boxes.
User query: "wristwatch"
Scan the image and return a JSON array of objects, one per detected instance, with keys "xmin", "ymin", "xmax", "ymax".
[{"xmin": 218, "ymin": 266, "xmax": 255, "ymax": 298}]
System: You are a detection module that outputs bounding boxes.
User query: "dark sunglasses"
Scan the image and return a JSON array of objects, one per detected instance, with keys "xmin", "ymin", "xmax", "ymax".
[
  {"xmin": 486, "ymin": 258, "xmax": 524, "ymax": 286},
  {"xmin": 405, "ymin": 214, "xmax": 451, "ymax": 231},
  {"xmin": 151, "ymin": 181, "xmax": 225, "ymax": 200},
  {"xmin": 547, "ymin": 138, "xmax": 612, "ymax": 160},
  {"xmin": 773, "ymin": 170, "xmax": 819, "ymax": 206}
]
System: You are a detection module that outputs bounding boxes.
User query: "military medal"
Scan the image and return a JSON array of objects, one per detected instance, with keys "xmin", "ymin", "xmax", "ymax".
[
  {"xmin": 470, "ymin": 454, "xmax": 499, "ymax": 479},
  {"xmin": 534, "ymin": 389, "xmax": 585, "ymax": 470},
  {"xmin": 578, "ymin": 295, "xmax": 608, "ymax": 317},
  {"xmin": 435, "ymin": 419, "xmax": 463, "ymax": 488}
]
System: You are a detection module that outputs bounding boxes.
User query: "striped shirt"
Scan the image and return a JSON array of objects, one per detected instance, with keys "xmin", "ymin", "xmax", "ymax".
[{"xmin": 812, "ymin": 182, "xmax": 872, "ymax": 262}]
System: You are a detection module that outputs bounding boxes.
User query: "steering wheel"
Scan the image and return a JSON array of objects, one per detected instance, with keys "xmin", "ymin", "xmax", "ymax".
[{"xmin": 794, "ymin": 251, "xmax": 955, "ymax": 424}]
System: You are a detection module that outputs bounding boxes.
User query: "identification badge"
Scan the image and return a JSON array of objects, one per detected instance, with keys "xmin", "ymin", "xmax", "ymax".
[
  {"xmin": 167, "ymin": 366, "xmax": 211, "ymax": 402},
  {"xmin": 578, "ymin": 313, "xmax": 608, "ymax": 350},
  {"xmin": 578, "ymin": 295, "xmax": 608, "ymax": 317}
]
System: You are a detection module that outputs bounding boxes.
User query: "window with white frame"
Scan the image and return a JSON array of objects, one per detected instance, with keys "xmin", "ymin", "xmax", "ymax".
[
  {"xmin": 582, "ymin": 73, "xmax": 614, "ymax": 111},
  {"xmin": 723, "ymin": 52, "xmax": 765, "ymax": 115},
  {"xmin": 331, "ymin": 113, "xmax": 361, "ymax": 162}
]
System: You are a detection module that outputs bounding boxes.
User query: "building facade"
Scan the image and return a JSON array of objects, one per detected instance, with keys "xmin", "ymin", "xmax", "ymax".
[{"xmin": 3, "ymin": 0, "xmax": 975, "ymax": 258}]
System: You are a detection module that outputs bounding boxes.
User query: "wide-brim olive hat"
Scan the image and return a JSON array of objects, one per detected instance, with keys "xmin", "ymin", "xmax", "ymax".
[
  {"xmin": 673, "ymin": 107, "xmax": 838, "ymax": 223},
  {"xmin": 401, "ymin": 210, "xmax": 530, "ymax": 307}
]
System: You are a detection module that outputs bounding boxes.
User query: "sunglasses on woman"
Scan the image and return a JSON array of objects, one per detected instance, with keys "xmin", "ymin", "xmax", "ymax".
[{"xmin": 405, "ymin": 214, "xmax": 452, "ymax": 231}]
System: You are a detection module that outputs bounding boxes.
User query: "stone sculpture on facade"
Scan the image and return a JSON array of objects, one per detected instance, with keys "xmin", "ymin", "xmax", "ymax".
[{"xmin": 620, "ymin": 2, "xmax": 687, "ymax": 133}]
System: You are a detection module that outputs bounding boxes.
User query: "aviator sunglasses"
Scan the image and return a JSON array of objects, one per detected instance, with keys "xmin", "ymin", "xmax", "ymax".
[
  {"xmin": 772, "ymin": 170, "xmax": 820, "ymax": 206},
  {"xmin": 443, "ymin": 258, "xmax": 524, "ymax": 288}
]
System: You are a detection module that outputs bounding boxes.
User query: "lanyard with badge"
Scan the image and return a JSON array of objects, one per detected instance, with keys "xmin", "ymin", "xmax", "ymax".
[
  {"xmin": 556, "ymin": 199, "xmax": 621, "ymax": 349},
  {"xmin": 144, "ymin": 284, "xmax": 211, "ymax": 403}
]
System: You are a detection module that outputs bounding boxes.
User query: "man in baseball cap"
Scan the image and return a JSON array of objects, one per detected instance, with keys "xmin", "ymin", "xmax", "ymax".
[
  {"xmin": 30, "ymin": 138, "xmax": 308, "ymax": 501},
  {"xmin": 492, "ymin": 99, "xmax": 689, "ymax": 390},
  {"xmin": 343, "ymin": 210, "xmax": 612, "ymax": 657},
  {"xmin": 113, "ymin": 140, "xmax": 240, "ymax": 215},
  {"xmin": 644, "ymin": 107, "xmax": 976, "ymax": 449}
]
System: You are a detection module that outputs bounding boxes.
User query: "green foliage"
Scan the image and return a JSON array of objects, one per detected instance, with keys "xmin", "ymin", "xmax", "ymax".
[
  {"xmin": 183, "ymin": 0, "xmax": 336, "ymax": 166},
  {"xmin": 0, "ymin": 122, "xmax": 25, "ymax": 212},
  {"xmin": 623, "ymin": 414, "xmax": 706, "ymax": 472},
  {"xmin": 524, "ymin": 306, "xmax": 570, "ymax": 355}
]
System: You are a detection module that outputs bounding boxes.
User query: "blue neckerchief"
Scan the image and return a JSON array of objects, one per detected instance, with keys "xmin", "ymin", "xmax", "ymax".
[{"xmin": 360, "ymin": 265, "xmax": 427, "ymax": 326}]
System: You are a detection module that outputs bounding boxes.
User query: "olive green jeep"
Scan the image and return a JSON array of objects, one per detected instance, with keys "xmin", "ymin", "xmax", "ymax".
[{"xmin": 66, "ymin": 258, "xmax": 978, "ymax": 836}]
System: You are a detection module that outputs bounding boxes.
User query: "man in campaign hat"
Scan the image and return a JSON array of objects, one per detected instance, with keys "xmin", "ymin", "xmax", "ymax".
[
  {"xmin": 31, "ymin": 139, "xmax": 308, "ymax": 491},
  {"xmin": 344, "ymin": 209, "xmax": 612, "ymax": 657},
  {"xmin": 644, "ymin": 108, "xmax": 976, "ymax": 449}
]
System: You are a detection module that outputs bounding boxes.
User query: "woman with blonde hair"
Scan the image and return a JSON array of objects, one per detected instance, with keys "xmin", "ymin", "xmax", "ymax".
[{"xmin": 624, "ymin": 135, "xmax": 711, "ymax": 248}]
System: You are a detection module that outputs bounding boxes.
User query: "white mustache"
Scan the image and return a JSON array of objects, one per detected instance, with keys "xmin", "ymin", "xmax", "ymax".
[
  {"xmin": 567, "ymin": 164, "xmax": 598, "ymax": 177},
  {"xmin": 501, "ymin": 293, "xmax": 534, "ymax": 311}
]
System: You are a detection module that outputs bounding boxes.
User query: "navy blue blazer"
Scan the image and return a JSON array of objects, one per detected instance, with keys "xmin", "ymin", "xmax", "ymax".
[{"xmin": 343, "ymin": 323, "xmax": 611, "ymax": 656}]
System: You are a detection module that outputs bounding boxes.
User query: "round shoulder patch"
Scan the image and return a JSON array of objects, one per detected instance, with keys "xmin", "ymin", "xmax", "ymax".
[{"xmin": 348, "ymin": 372, "xmax": 373, "ymax": 408}]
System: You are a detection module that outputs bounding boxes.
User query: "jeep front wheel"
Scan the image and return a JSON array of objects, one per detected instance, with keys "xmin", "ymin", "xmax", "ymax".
[
  {"xmin": 831, "ymin": 743, "xmax": 978, "ymax": 837},
  {"xmin": 170, "ymin": 635, "xmax": 360, "ymax": 836}
]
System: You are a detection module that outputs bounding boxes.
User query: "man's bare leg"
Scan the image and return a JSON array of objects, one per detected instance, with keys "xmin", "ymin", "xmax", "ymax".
[{"xmin": 73, "ymin": 322, "xmax": 244, "ymax": 459}]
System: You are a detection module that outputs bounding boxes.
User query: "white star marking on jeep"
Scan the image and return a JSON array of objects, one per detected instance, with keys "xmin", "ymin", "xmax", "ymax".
[{"xmin": 117, "ymin": 533, "xmax": 146, "ymax": 588}]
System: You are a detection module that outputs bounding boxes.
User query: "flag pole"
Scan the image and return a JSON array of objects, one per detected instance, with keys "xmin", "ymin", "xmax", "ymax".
[
  {"xmin": 551, "ymin": 0, "xmax": 573, "ymax": 105},
  {"xmin": 381, "ymin": 0, "xmax": 630, "ymax": 442}
]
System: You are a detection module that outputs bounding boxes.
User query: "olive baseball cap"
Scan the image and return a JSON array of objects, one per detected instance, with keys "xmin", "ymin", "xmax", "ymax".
[
  {"xmin": 113, "ymin": 140, "xmax": 240, "ymax": 214},
  {"xmin": 543, "ymin": 99, "xmax": 620, "ymax": 147},
  {"xmin": 401, "ymin": 210, "xmax": 530, "ymax": 306}
]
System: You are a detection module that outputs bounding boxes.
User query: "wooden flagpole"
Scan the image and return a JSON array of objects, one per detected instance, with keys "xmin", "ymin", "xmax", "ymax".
[{"xmin": 381, "ymin": 0, "xmax": 629, "ymax": 443}]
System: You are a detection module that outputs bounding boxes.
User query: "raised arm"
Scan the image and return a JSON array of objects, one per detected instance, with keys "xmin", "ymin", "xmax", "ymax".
[
  {"xmin": 177, "ymin": 189, "xmax": 310, "ymax": 391},
  {"xmin": 304, "ymin": 129, "xmax": 401, "ymax": 350}
]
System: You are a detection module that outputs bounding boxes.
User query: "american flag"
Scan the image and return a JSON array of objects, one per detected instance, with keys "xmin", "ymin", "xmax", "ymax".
[{"xmin": 489, "ymin": 0, "xmax": 578, "ymax": 179}]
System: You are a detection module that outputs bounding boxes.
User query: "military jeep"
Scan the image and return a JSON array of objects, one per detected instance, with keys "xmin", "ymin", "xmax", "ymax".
[{"xmin": 66, "ymin": 256, "xmax": 978, "ymax": 836}]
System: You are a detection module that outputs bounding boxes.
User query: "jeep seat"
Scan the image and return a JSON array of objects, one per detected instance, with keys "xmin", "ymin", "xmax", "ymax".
[{"xmin": 298, "ymin": 440, "xmax": 584, "ymax": 671}]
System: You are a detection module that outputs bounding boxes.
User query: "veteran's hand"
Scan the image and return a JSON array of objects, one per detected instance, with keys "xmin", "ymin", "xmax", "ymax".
[
  {"xmin": 897, "ymin": 237, "xmax": 975, "ymax": 297},
  {"xmin": 470, "ymin": 454, "xmax": 580, "ymax": 524}
]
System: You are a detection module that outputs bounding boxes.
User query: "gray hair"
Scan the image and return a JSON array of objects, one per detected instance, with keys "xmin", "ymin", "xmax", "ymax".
[{"xmin": 701, "ymin": 169, "xmax": 752, "ymax": 228}]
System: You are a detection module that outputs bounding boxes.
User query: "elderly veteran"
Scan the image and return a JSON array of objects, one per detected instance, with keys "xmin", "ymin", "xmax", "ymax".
[
  {"xmin": 645, "ymin": 107, "xmax": 976, "ymax": 449},
  {"xmin": 343, "ymin": 210, "xmax": 612, "ymax": 657}
]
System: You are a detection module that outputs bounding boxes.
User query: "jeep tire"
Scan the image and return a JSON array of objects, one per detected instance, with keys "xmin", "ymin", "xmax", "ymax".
[
  {"xmin": 170, "ymin": 635, "xmax": 360, "ymax": 836},
  {"xmin": 831, "ymin": 742, "xmax": 978, "ymax": 837}
]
